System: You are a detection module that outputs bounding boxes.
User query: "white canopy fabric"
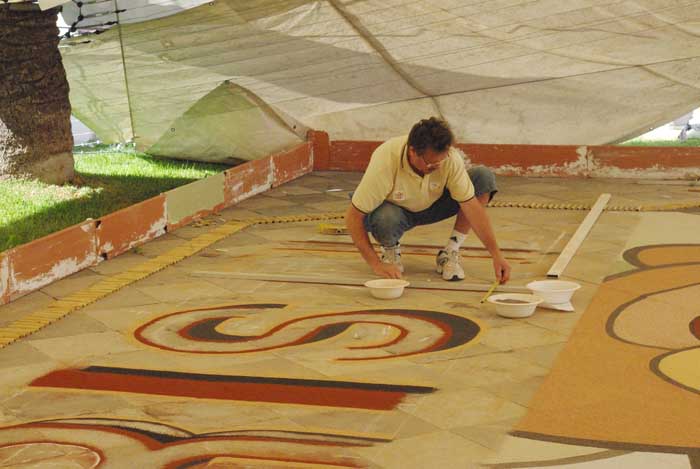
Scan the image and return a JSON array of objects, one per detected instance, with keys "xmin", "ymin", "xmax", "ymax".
[{"xmin": 59, "ymin": 0, "xmax": 700, "ymax": 162}]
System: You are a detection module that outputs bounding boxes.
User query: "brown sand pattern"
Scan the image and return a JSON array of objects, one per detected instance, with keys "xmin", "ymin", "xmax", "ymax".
[{"xmin": 514, "ymin": 244, "xmax": 700, "ymax": 454}]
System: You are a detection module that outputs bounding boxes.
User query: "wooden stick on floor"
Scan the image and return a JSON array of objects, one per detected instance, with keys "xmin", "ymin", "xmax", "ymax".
[
  {"xmin": 192, "ymin": 271, "xmax": 529, "ymax": 293},
  {"xmin": 547, "ymin": 193, "xmax": 611, "ymax": 278}
]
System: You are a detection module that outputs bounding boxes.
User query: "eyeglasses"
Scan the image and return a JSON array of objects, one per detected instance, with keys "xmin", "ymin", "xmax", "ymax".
[{"xmin": 422, "ymin": 158, "xmax": 445, "ymax": 170}]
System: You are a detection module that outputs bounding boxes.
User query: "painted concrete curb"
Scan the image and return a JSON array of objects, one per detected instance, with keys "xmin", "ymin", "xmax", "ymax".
[
  {"xmin": 166, "ymin": 173, "xmax": 227, "ymax": 231},
  {"xmin": 317, "ymin": 137, "xmax": 700, "ymax": 179},
  {"xmin": 0, "ymin": 141, "xmax": 313, "ymax": 306},
  {"xmin": 8, "ymin": 220, "xmax": 98, "ymax": 302},
  {"xmin": 97, "ymin": 195, "xmax": 167, "ymax": 259}
]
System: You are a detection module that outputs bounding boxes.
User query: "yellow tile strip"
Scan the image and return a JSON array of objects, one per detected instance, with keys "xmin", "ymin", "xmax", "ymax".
[
  {"xmin": 489, "ymin": 200, "xmax": 700, "ymax": 212},
  {"xmin": 0, "ymin": 213, "xmax": 346, "ymax": 349}
]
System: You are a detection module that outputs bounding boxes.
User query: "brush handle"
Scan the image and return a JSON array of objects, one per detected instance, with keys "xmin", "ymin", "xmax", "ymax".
[{"xmin": 480, "ymin": 281, "xmax": 499, "ymax": 303}]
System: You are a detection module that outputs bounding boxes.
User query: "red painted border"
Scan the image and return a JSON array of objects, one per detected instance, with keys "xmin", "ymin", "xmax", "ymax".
[
  {"xmin": 97, "ymin": 195, "xmax": 167, "ymax": 259},
  {"xmin": 32, "ymin": 368, "xmax": 408, "ymax": 410},
  {"xmin": 328, "ymin": 141, "xmax": 382, "ymax": 171},
  {"xmin": 224, "ymin": 156, "xmax": 273, "ymax": 206},
  {"xmin": 271, "ymin": 142, "xmax": 312, "ymax": 187},
  {"xmin": 591, "ymin": 145, "xmax": 700, "ymax": 169},
  {"xmin": 326, "ymin": 140, "xmax": 700, "ymax": 177},
  {"xmin": 458, "ymin": 143, "xmax": 582, "ymax": 174},
  {"xmin": 8, "ymin": 220, "xmax": 97, "ymax": 301},
  {"xmin": 309, "ymin": 130, "xmax": 330, "ymax": 171}
]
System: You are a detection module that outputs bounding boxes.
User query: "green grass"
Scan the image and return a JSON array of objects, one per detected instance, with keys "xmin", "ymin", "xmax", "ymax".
[
  {"xmin": 620, "ymin": 138, "xmax": 700, "ymax": 146},
  {"xmin": 0, "ymin": 147, "xmax": 229, "ymax": 252}
]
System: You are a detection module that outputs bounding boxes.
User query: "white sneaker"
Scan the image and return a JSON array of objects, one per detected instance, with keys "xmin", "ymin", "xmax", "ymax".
[
  {"xmin": 436, "ymin": 249, "xmax": 465, "ymax": 281},
  {"xmin": 380, "ymin": 245, "xmax": 404, "ymax": 273}
]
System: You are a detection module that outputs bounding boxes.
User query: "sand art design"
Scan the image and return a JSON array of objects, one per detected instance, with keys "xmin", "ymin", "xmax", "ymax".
[
  {"xmin": 134, "ymin": 303, "xmax": 481, "ymax": 360},
  {"xmin": 0, "ymin": 418, "xmax": 375, "ymax": 468},
  {"xmin": 512, "ymin": 244, "xmax": 700, "ymax": 465},
  {"xmin": 31, "ymin": 366, "xmax": 435, "ymax": 410},
  {"xmin": 609, "ymin": 245, "xmax": 700, "ymax": 395}
]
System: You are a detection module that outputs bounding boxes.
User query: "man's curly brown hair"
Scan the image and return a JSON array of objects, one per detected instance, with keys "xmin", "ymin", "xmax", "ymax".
[{"xmin": 407, "ymin": 117, "xmax": 454, "ymax": 155}]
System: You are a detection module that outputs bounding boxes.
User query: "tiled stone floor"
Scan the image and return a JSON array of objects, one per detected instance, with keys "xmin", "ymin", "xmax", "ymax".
[{"xmin": 1, "ymin": 172, "xmax": 699, "ymax": 468}]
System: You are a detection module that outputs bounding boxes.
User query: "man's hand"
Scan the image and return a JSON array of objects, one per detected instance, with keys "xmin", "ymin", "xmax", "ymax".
[
  {"xmin": 493, "ymin": 255, "xmax": 511, "ymax": 284},
  {"xmin": 372, "ymin": 262, "xmax": 403, "ymax": 279}
]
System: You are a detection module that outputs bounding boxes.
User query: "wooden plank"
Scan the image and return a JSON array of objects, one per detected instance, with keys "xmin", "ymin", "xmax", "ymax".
[
  {"xmin": 192, "ymin": 271, "xmax": 529, "ymax": 293},
  {"xmin": 636, "ymin": 180, "xmax": 700, "ymax": 186},
  {"xmin": 547, "ymin": 194, "xmax": 611, "ymax": 278}
]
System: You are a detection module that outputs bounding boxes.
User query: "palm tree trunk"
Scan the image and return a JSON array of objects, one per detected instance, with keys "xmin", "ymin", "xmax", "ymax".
[{"xmin": 0, "ymin": 3, "xmax": 74, "ymax": 184}]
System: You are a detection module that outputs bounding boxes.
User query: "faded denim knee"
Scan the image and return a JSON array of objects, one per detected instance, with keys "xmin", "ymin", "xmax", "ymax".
[
  {"xmin": 467, "ymin": 165, "xmax": 498, "ymax": 201},
  {"xmin": 364, "ymin": 202, "xmax": 412, "ymax": 247}
]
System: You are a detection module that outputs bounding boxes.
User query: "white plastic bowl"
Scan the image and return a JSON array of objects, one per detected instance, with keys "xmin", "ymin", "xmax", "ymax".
[
  {"xmin": 364, "ymin": 279, "xmax": 410, "ymax": 299},
  {"xmin": 526, "ymin": 280, "xmax": 581, "ymax": 305},
  {"xmin": 488, "ymin": 293, "xmax": 543, "ymax": 318}
]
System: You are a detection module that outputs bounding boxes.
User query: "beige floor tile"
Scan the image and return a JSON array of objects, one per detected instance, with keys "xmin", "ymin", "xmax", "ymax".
[
  {"xmin": 356, "ymin": 429, "xmax": 496, "ymax": 469},
  {"xmin": 27, "ymin": 331, "xmax": 141, "ymax": 364},
  {"xmin": 305, "ymin": 200, "xmax": 351, "ymax": 212},
  {"xmin": 125, "ymin": 398, "xmax": 288, "ymax": 432},
  {"xmin": 23, "ymin": 314, "xmax": 112, "ymax": 341},
  {"xmin": 484, "ymin": 434, "xmax": 616, "ymax": 466},
  {"xmin": 40, "ymin": 269, "xmax": 105, "ymax": 299},
  {"xmin": 88, "ymin": 252, "xmax": 148, "ymax": 275},
  {"xmin": 2, "ymin": 389, "xmax": 132, "ymax": 422},
  {"xmin": 78, "ymin": 287, "xmax": 162, "ymax": 311},
  {"xmin": 515, "ymin": 342, "xmax": 567, "ymax": 368},
  {"xmin": 407, "ymin": 386, "xmax": 527, "ymax": 430},
  {"xmin": 92, "ymin": 351, "xmax": 330, "ymax": 381},
  {"xmin": 264, "ymin": 185, "xmax": 323, "ymax": 197},
  {"xmin": 480, "ymin": 323, "xmax": 569, "ymax": 352},
  {"xmin": 439, "ymin": 352, "xmax": 550, "ymax": 391},
  {"xmin": 135, "ymin": 279, "xmax": 234, "ymax": 303},
  {"xmin": 287, "ymin": 409, "xmax": 440, "ymax": 440},
  {"xmin": 133, "ymin": 235, "xmax": 186, "ymax": 257},
  {"xmin": 215, "ymin": 207, "xmax": 262, "ymax": 221},
  {"xmin": 235, "ymin": 195, "xmax": 298, "ymax": 210},
  {"xmin": 0, "ymin": 291, "xmax": 54, "ymax": 327},
  {"xmin": 451, "ymin": 417, "xmax": 521, "ymax": 452},
  {"xmin": 479, "ymin": 375, "xmax": 546, "ymax": 408},
  {"xmin": 0, "ymin": 341, "xmax": 52, "ymax": 369},
  {"xmin": 523, "ymin": 310, "xmax": 583, "ymax": 333},
  {"xmin": 0, "ymin": 361, "xmax": 63, "ymax": 412}
]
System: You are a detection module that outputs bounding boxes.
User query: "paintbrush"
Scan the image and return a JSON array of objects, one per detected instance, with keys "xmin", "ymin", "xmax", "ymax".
[{"xmin": 480, "ymin": 280, "xmax": 500, "ymax": 303}]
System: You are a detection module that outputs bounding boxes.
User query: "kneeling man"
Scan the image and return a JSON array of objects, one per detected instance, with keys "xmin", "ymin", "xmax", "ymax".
[{"xmin": 345, "ymin": 117, "xmax": 511, "ymax": 284}]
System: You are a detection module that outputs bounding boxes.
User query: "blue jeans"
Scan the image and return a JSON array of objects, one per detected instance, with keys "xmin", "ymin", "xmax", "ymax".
[{"xmin": 363, "ymin": 166, "xmax": 497, "ymax": 247}]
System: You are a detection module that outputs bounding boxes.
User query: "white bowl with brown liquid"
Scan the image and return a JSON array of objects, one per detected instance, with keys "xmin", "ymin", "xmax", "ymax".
[{"xmin": 487, "ymin": 293, "xmax": 543, "ymax": 318}]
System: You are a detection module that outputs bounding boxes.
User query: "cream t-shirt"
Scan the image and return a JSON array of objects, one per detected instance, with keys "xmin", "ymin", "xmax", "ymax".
[{"xmin": 351, "ymin": 135, "xmax": 474, "ymax": 213}]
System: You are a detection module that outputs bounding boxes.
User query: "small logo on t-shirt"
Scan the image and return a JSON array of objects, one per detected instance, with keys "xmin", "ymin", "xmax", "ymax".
[
  {"xmin": 429, "ymin": 182, "xmax": 441, "ymax": 191},
  {"xmin": 393, "ymin": 190, "xmax": 406, "ymax": 201}
]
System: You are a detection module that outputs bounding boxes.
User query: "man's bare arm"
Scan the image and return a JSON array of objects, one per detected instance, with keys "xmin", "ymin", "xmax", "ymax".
[
  {"xmin": 345, "ymin": 205, "xmax": 402, "ymax": 279},
  {"xmin": 459, "ymin": 198, "xmax": 511, "ymax": 283}
]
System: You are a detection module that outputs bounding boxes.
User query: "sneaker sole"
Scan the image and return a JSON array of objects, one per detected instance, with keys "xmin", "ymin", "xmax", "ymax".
[{"xmin": 443, "ymin": 274, "xmax": 464, "ymax": 281}]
